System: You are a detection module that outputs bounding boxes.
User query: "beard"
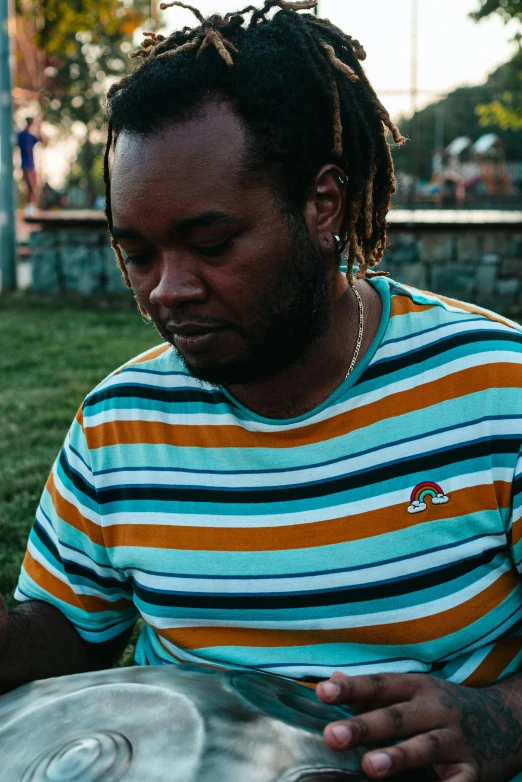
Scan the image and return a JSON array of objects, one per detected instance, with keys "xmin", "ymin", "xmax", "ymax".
[{"xmin": 156, "ymin": 219, "xmax": 331, "ymax": 387}]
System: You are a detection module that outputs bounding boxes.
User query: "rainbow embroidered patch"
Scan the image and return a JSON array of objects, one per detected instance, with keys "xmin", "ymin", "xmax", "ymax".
[{"xmin": 407, "ymin": 481, "xmax": 449, "ymax": 514}]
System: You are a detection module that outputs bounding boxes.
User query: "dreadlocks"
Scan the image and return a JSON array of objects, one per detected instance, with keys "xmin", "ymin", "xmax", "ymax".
[{"xmin": 104, "ymin": 0, "xmax": 405, "ymax": 290}]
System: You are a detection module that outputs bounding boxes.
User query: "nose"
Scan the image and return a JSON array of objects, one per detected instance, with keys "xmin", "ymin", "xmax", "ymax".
[{"xmin": 148, "ymin": 254, "xmax": 208, "ymax": 311}]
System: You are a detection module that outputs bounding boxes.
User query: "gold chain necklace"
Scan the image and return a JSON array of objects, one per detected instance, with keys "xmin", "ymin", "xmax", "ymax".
[{"xmin": 345, "ymin": 282, "xmax": 364, "ymax": 379}]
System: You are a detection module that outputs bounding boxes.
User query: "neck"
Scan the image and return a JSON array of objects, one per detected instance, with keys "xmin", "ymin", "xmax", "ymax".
[{"xmin": 227, "ymin": 275, "xmax": 382, "ymax": 420}]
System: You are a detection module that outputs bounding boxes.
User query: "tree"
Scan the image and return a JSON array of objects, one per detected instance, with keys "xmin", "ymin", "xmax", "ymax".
[
  {"xmin": 470, "ymin": 0, "xmax": 522, "ymax": 25},
  {"xmin": 15, "ymin": 0, "xmax": 149, "ymax": 205},
  {"xmin": 393, "ymin": 53, "xmax": 522, "ymax": 180},
  {"xmin": 33, "ymin": 0, "xmax": 149, "ymax": 132},
  {"xmin": 470, "ymin": 0, "xmax": 522, "ymax": 130},
  {"xmin": 476, "ymin": 50, "xmax": 522, "ymax": 131}
]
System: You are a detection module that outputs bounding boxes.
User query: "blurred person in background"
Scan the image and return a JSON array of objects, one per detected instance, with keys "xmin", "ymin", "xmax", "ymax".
[{"xmin": 17, "ymin": 117, "xmax": 46, "ymax": 217}]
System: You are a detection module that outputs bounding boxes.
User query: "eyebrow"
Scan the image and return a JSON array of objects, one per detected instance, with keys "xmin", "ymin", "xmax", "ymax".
[{"xmin": 112, "ymin": 211, "xmax": 237, "ymax": 241}]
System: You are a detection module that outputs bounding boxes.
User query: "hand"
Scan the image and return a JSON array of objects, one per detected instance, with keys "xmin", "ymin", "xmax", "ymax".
[{"xmin": 316, "ymin": 671, "xmax": 522, "ymax": 781}]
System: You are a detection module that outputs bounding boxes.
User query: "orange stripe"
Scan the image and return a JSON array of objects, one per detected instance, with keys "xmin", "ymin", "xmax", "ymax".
[
  {"xmin": 103, "ymin": 483, "xmax": 500, "ymax": 552},
  {"xmin": 390, "ymin": 295, "xmax": 435, "ymax": 317},
  {"xmin": 395, "ymin": 288, "xmax": 519, "ymax": 331},
  {"xmin": 84, "ymin": 363, "xmax": 522, "ymax": 450},
  {"xmin": 463, "ymin": 637, "xmax": 522, "ymax": 687},
  {"xmin": 429, "ymin": 293, "xmax": 519, "ymax": 331},
  {"xmin": 47, "ymin": 472, "xmax": 105, "ymax": 547},
  {"xmin": 116, "ymin": 343, "xmax": 170, "ymax": 371},
  {"xmin": 152, "ymin": 569, "xmax": 516, "ymax": 650},
  {"xmin": 494, "ymin": 480, "xmax": 511, "ymax": 511},
  {"xmin": 23, "ymin": 551, "xmax": 132, "ymax": 613}
]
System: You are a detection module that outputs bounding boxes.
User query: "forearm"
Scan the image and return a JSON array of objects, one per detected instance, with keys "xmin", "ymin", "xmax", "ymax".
[{"xmin": 0, "ymin": 600, "xmax": 129, "ymax": 695}]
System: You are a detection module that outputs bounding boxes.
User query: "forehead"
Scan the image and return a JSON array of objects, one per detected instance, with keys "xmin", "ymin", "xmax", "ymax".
[{"xmin": 111, "ymin": 102, "xmax": 249, "ymax": 225}]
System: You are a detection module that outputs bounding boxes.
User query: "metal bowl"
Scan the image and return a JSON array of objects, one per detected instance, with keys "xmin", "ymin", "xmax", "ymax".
[{"xmin": 0, "ymin": 664, "xmax": 438, "ymax": 781}]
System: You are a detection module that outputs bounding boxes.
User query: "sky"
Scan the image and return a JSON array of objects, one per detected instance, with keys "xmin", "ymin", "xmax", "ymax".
[
  {"xmin": 39, "ymin": 0, "xmax": 520, "ymax": 186},
  {"xmin": 162, "ymin": 0, "xmax": 520, "ymax": 117}
]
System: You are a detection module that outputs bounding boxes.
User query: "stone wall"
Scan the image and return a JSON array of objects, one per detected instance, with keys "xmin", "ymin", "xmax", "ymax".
[
  {"xmin": 379, "ymin": 226, "xmax": 522, "ymax": 311},
  {"xmin": 29, "ymin": 228, "xmax": 127, "ymax": 296},
  {"xmin": 29, "ymin": 219, "xmax": 522, "ymax": 311}
]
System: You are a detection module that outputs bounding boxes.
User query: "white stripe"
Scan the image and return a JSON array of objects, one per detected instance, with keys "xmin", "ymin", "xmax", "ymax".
[
  {"xmin": 93, "ymin": 419, "xmax": 516, "ymax": 490},
  {"xmin": 83, "ymin": 350, "xmax": 522, "ymax": 434},
  {"xmin": 26, "ymin": 540, "xmax": 122, "ymax": 601},
  {"xmin": 152, "ymin": 634, "xmax": 251, "ymax": 669},
  {"xmin": 101, "ymin": 468, "xmax": 509, "ymax": 528},
  {"xmin": 63, "ymin": 442, "xmax": 95, "ymax": 486},
  {"xmin": 398, "ymin": 285, "xmax": 522, "ymax": 330},
  {"xmin": 444, "ymin": 645, "xmax": 493, "ymax": 683},
  {"xmin": 375, "ymin": 318, "xmax": 516, "ymax": 363},
  {"xmin": 446, "ymin": 606, "xmax": 522, "ymax": 658},
  {"xmin": 258, "ymin": 660, "xmax": 432, "ymax": 678},
  {"xmin": 132, "ymin": 534, "xmax": 506, "ymax": 594},
  {"xmin": 52, "ymin": 469, "xmax": 102, "ymax": 527},
  {"xmin": 36, "ymin": 508, "xmax": 127, "ymax": 582},
  {"xmin": 347, "ymin": 350, "xmax": 522, "ymax": 413},
  {"xmin": 138, "ymin": 563, "xmax": 510, "ymax": 630},
  {"xmin": 97, "ymin": 370, "xmax": 209, "ymax": 392}
]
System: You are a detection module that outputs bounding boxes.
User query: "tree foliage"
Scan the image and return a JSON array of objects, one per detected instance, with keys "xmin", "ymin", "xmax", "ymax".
[
  {"xmin": 476, "ymin": 51, "xmax": 522, "ymax": 130},
  {"xmin": 470, "ymin": 0, "xmax": 522, "ymax": 25},
  {"xmin": 393, "ymin": 53, "xmax": 522, "ymax": 180},
  {"xmin": 16, "ymin": 0, "xmax": 149, "ymax": 134},
  {"xmin": 470, "ymin": 0, "xmax": 522, "ymax": 129}
]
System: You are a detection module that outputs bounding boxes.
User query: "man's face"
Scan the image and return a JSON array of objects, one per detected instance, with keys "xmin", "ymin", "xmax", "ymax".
[{"xmin": 111, "ymin": 101, "xmax": 331, "ymax": 386}]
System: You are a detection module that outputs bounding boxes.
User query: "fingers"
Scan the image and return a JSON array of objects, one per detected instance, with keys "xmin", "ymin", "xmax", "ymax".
[
  {"xmin": 317, "ymin": 671, "xmax": 423, "ymax": 709},
  {"xmin": 358, "ymin": 730, "xmax": 473, "ymax": 779},
  {"xmin": 323, "ymin": 697, "xmax": 442, "ymax": 750}
]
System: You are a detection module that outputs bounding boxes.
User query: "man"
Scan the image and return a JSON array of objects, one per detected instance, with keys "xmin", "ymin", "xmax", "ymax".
[
  {"xmin": 17, "ymin": 117, "xmax": 45, "ymax": 216},
  {"xmin": 3, "ymin": 1, "xmax": 522, "ymax": 779}
]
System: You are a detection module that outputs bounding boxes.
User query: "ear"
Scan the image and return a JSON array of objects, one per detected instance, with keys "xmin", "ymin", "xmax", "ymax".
[{"xmin": 303, "ymin": 164, "xmax": 346, "ymax": 256}]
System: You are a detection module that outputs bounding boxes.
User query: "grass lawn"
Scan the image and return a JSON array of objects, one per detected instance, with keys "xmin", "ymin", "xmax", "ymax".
[{"xmin": 0, "ymin": 293, "xmax": 160, "ymax": 662}]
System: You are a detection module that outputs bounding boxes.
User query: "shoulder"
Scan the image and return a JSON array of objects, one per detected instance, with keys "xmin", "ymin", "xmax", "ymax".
[
  {"xmin": 386, "ymin": 278, "xmax": 522, "ymax": 339},
  {"xmin": 368, "ymin": 279, "xmax": 522, "ymax": 403}
]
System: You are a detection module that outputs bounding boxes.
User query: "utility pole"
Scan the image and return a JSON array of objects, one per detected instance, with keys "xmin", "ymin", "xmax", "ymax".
[
  {"xmin": 313, "ymin": 1, "xmax": 319, "ymax": 15},
  {"xmin": 0, "ymin": 0, "xmax": 16, "ymax": 290},
  {"xmin": 410, "ymin": 0, "xmax": 419, "ymax": 206}
]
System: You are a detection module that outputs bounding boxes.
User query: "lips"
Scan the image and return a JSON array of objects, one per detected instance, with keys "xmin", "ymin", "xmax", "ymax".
[{"xmin": 165, "ymin": 322, "xmax": 228, "ymax": 354}]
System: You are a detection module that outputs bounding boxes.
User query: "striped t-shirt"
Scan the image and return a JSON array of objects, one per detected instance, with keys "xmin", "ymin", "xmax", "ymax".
[{"xmin": 16, "ymin": 277, "xmax": 522, "ymax": 687}]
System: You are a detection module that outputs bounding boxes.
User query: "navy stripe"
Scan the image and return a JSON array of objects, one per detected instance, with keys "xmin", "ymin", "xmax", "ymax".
[
  {"xmin": 59, "ymin": 449, "xmax": 98, "ymax": 503},
  {"xmin": 92, "ymin": 415, "xmax": 522, "ymax": 478},
  {"xmin": 33, "ymin": 520, "xmax": 127, "ymax": 592},
  {"xmin": 84, "ymin": 384, "xmax": 227, "ymax": 409},
  {"xmin": 363, "ymin": 329, "xmax": 522, "ymax": 383},
  {"xmin": 128, "ymin": 533, "xmax": 503, "ymax": 581},
  {"xmin": 132, "ymin": 547, "xmax": 504, "ymax": 609},
  {"xmin": 376, "ymin": 315, "xmax": 486, "ymax": 351},
  {"xmin": 97, "ymin": 438, "xmax": 519, "ymax": 505}
]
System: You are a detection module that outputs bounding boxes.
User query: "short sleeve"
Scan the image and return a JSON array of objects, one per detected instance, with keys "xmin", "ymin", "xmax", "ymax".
[{"xmin": 15, "ymin": 407, "xmax": 139, "ymax": 643}]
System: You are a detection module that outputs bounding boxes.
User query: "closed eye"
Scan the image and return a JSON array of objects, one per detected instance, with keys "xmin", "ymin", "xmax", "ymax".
[
  {"xmin": 124, "ymin": 253, "xmax": 153, "ymax": 266},
  {"xmin": 195, "ymin": 237, "xmax": 236, "ymax": 257}
]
